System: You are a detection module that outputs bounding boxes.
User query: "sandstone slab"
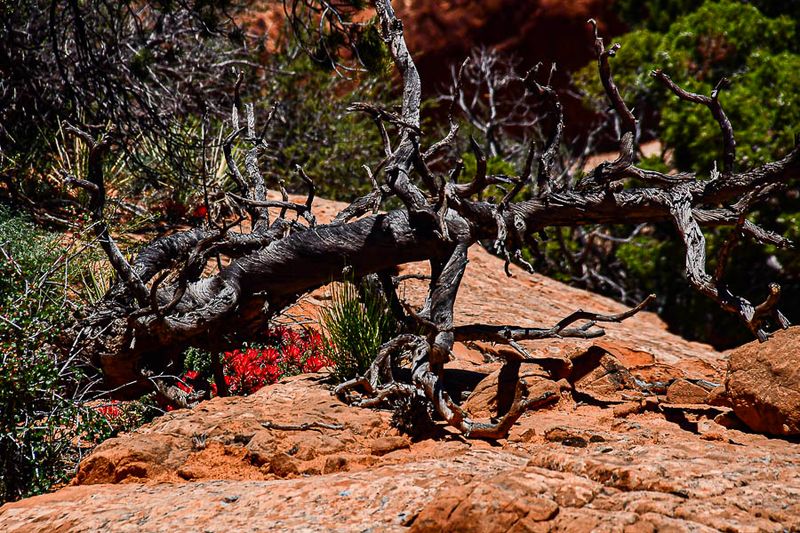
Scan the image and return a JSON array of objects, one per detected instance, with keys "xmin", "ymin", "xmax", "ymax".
[{"xmin": 726, "ymin": 327, "xmax": 800, "ymax": 435}]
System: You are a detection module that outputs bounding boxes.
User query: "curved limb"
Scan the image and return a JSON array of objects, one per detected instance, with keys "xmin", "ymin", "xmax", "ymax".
[
  {"xmin": 522, "ymin": 63, "xmax": 564, "ymax": 196},
  {"xmin": 669, "ymin": 187, "xmax": 787, "ymax": 340},
  {"xmin": 427, "ymin": 243, "xmax": 470, "ymax": 367},
  {"xmin": 370, "ymin": 0, "xmax": 437, "ymax": 215},
  {"xmin": 651, "ymin": 70, "xmax": 735, "ymax": 174},
  {"xmin": 334, "ymin": 333, "xmax": 423, "ymax": 398},
  {"xmin": 588, "ymin": 19, "xmax": 637, "ymax": 145},
  {"xmin": 423, "ymin": 57, "xmax": 467, "ymax": 161},
  {"xmin": 408, "ymin": 335, "xmax": 557, "ymax": 439},
  {"xmin": 453, "ymin": 295, "xmax": 655, "ymax": 359},
  {"xmin": 451, "ymin": 137, "xmax": 488, "ymax": 198}
]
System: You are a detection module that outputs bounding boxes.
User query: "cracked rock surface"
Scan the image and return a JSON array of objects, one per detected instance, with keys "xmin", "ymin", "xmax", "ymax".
[{"xmin": 3, "ymin": 372, "xmax": 799, "ymax": 532}]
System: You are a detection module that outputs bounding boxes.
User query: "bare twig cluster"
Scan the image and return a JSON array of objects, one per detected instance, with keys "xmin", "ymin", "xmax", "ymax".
[{"xmin": 1, "ymin": 0, "xmax": 262, "ymax": 203}]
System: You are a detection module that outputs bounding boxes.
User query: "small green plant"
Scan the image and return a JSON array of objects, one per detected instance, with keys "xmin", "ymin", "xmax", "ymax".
[
  {"xmin": 319, "ymin": 279, "xmax": 399, "ymax": 383},
  {"xmin": 183, "ymin": 346, "xmax": 214, "ymax": 378}
]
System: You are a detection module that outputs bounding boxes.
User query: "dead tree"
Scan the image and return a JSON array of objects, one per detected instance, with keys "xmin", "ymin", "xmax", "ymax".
[{"xmin": 65, "ymin": 2, "xmax": 796, "ymax": 438}]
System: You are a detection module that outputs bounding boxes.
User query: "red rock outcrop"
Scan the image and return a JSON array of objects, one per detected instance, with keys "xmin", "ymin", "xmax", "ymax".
[
  {"xmin": 3, "ymin": 373, "xmax": 800, "ymax": 532},
  {"xmin": 397, "ymin": 0, "xmax": 623, "ymax": 86},
  {"xmin": 725, "ymin": 327, "xmax": 800, "ymax": 436}
]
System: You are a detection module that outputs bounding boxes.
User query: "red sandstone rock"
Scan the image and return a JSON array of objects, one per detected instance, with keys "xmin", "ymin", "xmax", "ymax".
[
  {"xmin": 4, "ymin": 363, "xmax": 800, "ymax": 531},
  {"xmin": 411, "ymin": 471, "xmax": 560, "ymax": 532},
  {"xmin": 462, "ymin": 366, "xmax": 562, "ymax": 419},
  {"xmin": 370, "ymin": 436, "xmax": 412, "ymax": 456},
  {"xmin": 725, "ymin": 327, "xmax": 800, "ymax": 436},
  {"xmin": 665, "ymin": 378, "xmax": 711, "ymax": 405},
  {"xmin": 569, "ymin": 346, "xmax": 641, "ymax": 403}
]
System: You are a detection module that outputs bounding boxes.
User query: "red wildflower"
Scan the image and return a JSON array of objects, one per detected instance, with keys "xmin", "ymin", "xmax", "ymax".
[
  {"xmin": 191, "ymin": 204, "xmax": 208, "ymax": 219},
  {"xmin": 189, "ymin": 327, "xmax": 330, "ymax": 398},
  {"xmin": 96, "ymin": 400, "xmax": 122, "ymax": 419},
  {"xmin": 176, "ymin": 370, "xmax": 200, "ymax": 394}
]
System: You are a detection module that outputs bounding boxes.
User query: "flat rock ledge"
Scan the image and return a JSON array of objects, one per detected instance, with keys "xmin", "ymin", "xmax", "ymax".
[{"xmin": 3, "ymin": 373, "xmax": 800, "ymax": 532}]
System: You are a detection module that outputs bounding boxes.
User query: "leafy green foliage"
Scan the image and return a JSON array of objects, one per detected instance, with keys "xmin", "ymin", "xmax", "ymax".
[
  {"xmin": 566, "ymin": 1, "xmax": 800, "ymax": 346},
  {"xmin": 578, "ymin": 0, "xmax": 799, "ymax": 173},
  {"xmin": 183, "ymin": 346, "xmax": 214, "ymax": 379},
  {"xmin": 262, "ymin": 54, "xmax": 393, "ymax": 201},
  {"xmin": 615, "ymin": 235, "xmax": 664, "ymax": 280},
  {"xmin": 320, "ymin": 279, "xmax": 399, "ymax": 383},
  {"xmin": 0, "ymin": 206, "xmax": 115, "ymax": 503},
  {"xmin": 461, "ymin": 152, "xmax": 517, "ymax": 181},
  {"xmin": 615, "ymin": 0, "xmax": 700, "ymax": 32},
  {"xmin": 615, "ymin": 0, "xmax": 800, "ymax": 48},
  {"xmin": 355, "ymin": 20, "xmax": 391, "ymax": 75},
  {"xmin": 0, "ymin": 348, "xmax": 115, "ymax": 502}
]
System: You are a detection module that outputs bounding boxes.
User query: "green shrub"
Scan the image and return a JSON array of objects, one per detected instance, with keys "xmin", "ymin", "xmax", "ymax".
[
  {"xmin": 0, "ymin": 348, "xmax": 115, "ymax": 502},
  {"xmin": 615, "ymin": 0, "xmax": 800, "ymax": 46},
  {"xmin": 577, "ymin": 0, "xmax": 800, "ymax": 173},
  {"xmin": 263, "ymin": 54, "xmax": 393, "ymax": 202},
  {"xmin": 183, "ymin": 346, "xmax": 214, "ymax": 379},
  {"xmin": 564, "ymin": 1, "xmax": 800, "ymax": 347},
  {"xmin": 0, "ymin": 206, "xmax": 116, "ymax": 503},
  {"xmin": 320, "ymin": 279, "xmax": 399, "ymax": 383}
]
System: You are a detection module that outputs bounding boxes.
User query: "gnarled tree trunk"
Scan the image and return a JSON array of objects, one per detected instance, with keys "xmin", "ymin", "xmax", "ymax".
[{"xmin": 65, "ymin": 1, "xmax": 797, "ymax": 438}]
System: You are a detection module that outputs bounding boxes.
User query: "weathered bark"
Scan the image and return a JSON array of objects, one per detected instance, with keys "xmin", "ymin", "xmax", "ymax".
[{"xmin": 65, "ymin": 2, "xmax": 798, "ymax": 438}]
